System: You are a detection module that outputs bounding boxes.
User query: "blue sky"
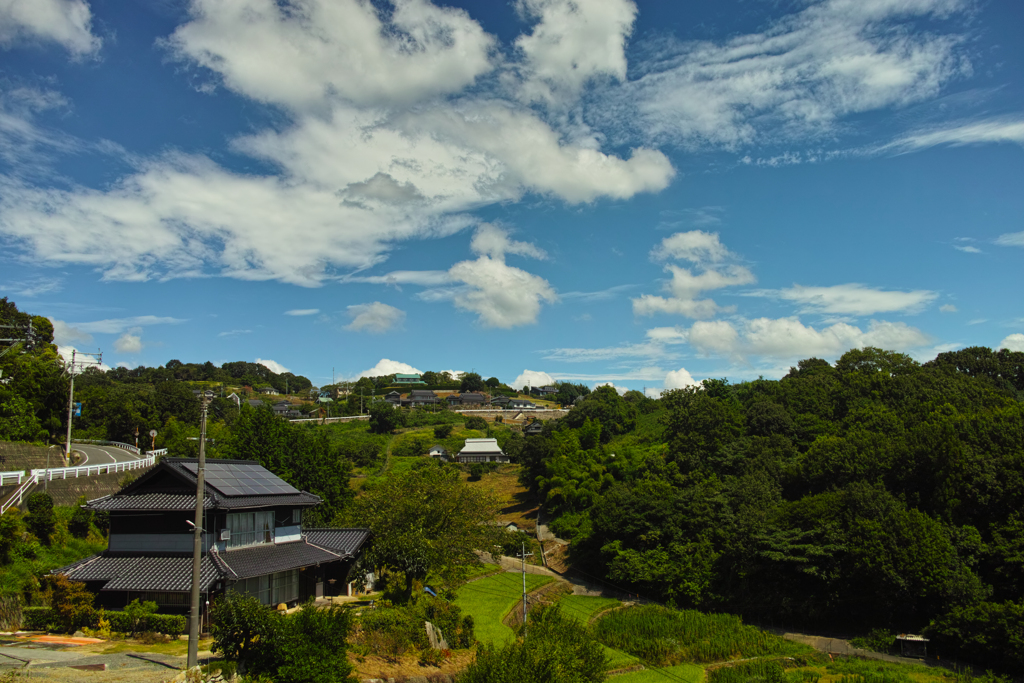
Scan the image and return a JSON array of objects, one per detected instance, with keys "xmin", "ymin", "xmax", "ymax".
[{"xmin": 1, "ymin": 0, "xmax": 1021, "ymax": 394}]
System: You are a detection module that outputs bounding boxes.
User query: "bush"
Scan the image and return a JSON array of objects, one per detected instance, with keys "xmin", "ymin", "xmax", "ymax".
[
  {"xmin": 68, "ymin": 497, "xmax": 94, "ymax": 539},
  {"xmin": 464, "ymin": 416, "xmax": 487, "ymax": 431},
  {"xmin": 25, "ymin": 493, "xmax": 55, "ymax": 545},
  {"xmin": 459, "ymin": 605, "xmax": 607, "ymax": 683},
  {"xmin": 21, "ymin": 606, "xmax": 53, "ymax": 631},
  {"xmin": 100, "ymin": 599, "xmax": 185, "ymax": 636},
  {"xmin": 851, "ymin": 628, "xmax": 895, "ymax": 654},
  {"xmin": 211, "ymin": 592, "xmax": 284, "ymax": 674},
  {"xmin": 213, "ymin": 594, "xmax": 355, "ymax": 683},
  {"xmin": 434, "ymin": 424, "xmax": 453, "ymax": 439},
  {"xmin": 41, "ymin": 574, "xmax": 94, "ymax": 633}
]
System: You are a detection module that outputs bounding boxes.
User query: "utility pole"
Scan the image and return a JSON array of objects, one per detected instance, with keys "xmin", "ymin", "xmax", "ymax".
[
  {"xmin": 518, "ymin": 542, "xmax": 534, "ymax": 636},
  {"xmin": 64, "ymin": 349, "xmax": 102, "ymax": 462},
  {"xmin": 188, "ymin": 390, "xmax": 214, "ymax": 670}
]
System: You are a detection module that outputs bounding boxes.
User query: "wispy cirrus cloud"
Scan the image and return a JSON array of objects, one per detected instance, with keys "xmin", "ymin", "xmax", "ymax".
[
  {"xmin": 609, "ymin": 0, "xmax": 972, "ymax": 148},
  {"xmin": 345, "ymin": 302, "xmax": 406, "ymax": 333},
  {"xmin": 284, "ymin": 309, "xmax": 319, "ymax": 316},
  {"xmin": 883, "ymin": 116, "xmax": 1024, "ymax": 154},
  {"xmin": 747, "ymin": 283, "xmax": 938, "ymax": 316}
]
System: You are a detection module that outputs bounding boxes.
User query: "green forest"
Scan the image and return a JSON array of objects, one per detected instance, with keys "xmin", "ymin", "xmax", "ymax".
[{"xmin": 2, "ymin": 295, "xmax": 1024, "ymax": 675}]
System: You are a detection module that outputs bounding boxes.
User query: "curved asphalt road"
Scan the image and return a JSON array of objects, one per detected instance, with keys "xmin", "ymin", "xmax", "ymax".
[{"xmin": 71, "ymin": 443, "xmax": 143, "ymax": 466}]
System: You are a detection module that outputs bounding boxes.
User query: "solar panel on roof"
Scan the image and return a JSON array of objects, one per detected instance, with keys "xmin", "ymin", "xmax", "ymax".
[{"xmin": 180, "ymin": 461, "xmax": 299, "ymax": 497}]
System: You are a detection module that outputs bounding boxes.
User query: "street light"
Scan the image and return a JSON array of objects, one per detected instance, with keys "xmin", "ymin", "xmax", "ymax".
[{"xmin": 188, "ymin": 390, "xmax": 214, "ymax": 670}]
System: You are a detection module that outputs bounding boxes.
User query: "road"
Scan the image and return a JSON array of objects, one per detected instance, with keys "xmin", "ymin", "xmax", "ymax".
[{"xmin": 71, "ymin": 443, "xmax": 143, "ymax": 467}]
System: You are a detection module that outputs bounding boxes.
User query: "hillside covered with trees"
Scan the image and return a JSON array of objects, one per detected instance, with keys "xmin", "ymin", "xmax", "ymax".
[{"xmin": 3, "ymin": 294, "xmax": 1024, "ymax": 674}]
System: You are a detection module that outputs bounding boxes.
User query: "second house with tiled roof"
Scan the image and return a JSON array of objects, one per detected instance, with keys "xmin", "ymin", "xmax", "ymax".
[{"xmin": 55, "ymin": 458, "xmax": 371, "ymax": 620}]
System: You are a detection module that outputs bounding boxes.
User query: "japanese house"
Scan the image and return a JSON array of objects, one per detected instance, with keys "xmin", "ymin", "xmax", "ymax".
[
  {"xmin": 54, "ymin": 458, "xmax": 371, "ymax": 618},
  {"xmin": 455, "ymin": 438, "xmax": 509, "ymax": 464}
]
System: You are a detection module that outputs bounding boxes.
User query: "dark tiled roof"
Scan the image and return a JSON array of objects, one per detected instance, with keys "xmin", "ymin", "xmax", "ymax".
[
  {"xmin": 55, "ymin": 554, "xmax": 222, "ymax": 592},
  {"xmin": 90, "ymin": 459, "xmax": 322, "ymax": 511},
  {"xmin": 303, "ymin": 528, "xmax": 371, "ymax": 558},
  {"xmin": 215, "ymin": 540, "xmax": 343, "ymax": 579},
  {"xmin": 86, "ymin": 489, "xmax": 319, "ymax": 512},
  {"xmin": 87, "ymin": 492, "xmax": 212, "ymax": 511}
]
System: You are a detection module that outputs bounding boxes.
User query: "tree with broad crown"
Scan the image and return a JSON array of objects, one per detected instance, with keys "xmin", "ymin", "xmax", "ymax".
[
  {"xmin": 368, "ymin": 400, "xmax": 402, "ymax": 434},
  {"xmin": 460, "ymin": 371, "xmax": 486, "ymax": 392},
  {"xmin": 347, "ymin": 464, "xmax": 502, "ymax": 600}
]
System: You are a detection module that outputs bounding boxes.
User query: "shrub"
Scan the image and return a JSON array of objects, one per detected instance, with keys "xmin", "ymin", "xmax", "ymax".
[
  {"xmin": 122, "ymin": 599, "xmax": 158, "ymax": 636},
  {"xmin": 434, "ymin": 424, "xmax": 453, "ymax": 439},
  {"xmin": 68, "ymin": 497, "xmax": 93, "ymax": 539},
  {"xmin": 25, "ymin": 493, "xmax": 55, "ymax": 545},
  {"xmin": 21, "ymin": 606, "xmax": 54, "ymax": 631},
  {"xmin": 464, "ymin": 416, "xmax": 487, "ymax": 431},
  {"xmin": 41, "ymin": 574, "xmax": 94, "ymax": 633},
  {"xmin": 851, "ymin": 628, "xmax": 895, "ymax": 654},
  {"xmin": 210, "ymin": 592, "xmax": 283, "ymax": 674},
  {"xmin": 459, "ymin": 605, "xmax": 607, "ymax": 683},
  {"xmin": 105, "ymin": 609, "xmax": 185, "ymax": 636}
]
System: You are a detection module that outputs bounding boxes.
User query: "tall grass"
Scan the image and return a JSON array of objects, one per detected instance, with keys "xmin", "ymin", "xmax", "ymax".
[
  {"xmin": 593, "ymin": 605, "xmax": 808, "ymax": 666},
  {"xmin": 708, "ymin": 660, "xmax": 787, "ymax": 683}
]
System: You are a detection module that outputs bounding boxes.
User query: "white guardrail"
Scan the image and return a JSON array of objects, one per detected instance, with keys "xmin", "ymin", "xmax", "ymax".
[{"xmin": 0, "ymin": 442, "xmax": 164, "ymax": 514}]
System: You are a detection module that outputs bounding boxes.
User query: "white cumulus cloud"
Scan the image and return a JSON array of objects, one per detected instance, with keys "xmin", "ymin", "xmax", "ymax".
[
  {"xmin": 514, "ymin": 0, "xmax": 637, "ymax": 104},
  {"xmin": 0, "ymin": 0, "xmax": 101, "ymax": 57},
  {"xmin": 345, "ymin": 302, "xmax": 406, "ymax": 333},
  {"xmin": 357, "ymin": 359, "xmax": 422, "ymax": 378},
  {"xmin": 257, "ymin": 358, "xmax": 291, "ymax": 374},
  {"xmin": 634, "ymin": 231, "xmax": 754, "ymax": 319},
  {"xmin": 664, "ymin": 367, "xmax": 700, "ymax": 390},
  {"xmin": 999, "ymin": 334, "xmax": 1024, "ymax": 353},
  {"xmin": 113, "ymin": 329, "xmax": 143, "ymax": 354},
  {"xmin": 687, "ymin": 316, "xmax": 931, "ymax": 360},
  {"xmin": 49, "ymin": 318, "xmax": 92, "ymax": 346},
  {"xmin": 512, "ymin": 369, "xmax": 554, "ymax": 390}
]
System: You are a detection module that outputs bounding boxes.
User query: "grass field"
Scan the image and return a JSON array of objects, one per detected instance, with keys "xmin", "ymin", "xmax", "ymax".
[
  {"xmin": 557, "ymin": 595, "xmax": 622, "ymax": 625},
  {"xmin": 612, "ymin": 663, "xmax": 704, "ymax": 683},
  {"xmin": 454, "ymin": 572, "xmax": 553, "ymax": 645}
]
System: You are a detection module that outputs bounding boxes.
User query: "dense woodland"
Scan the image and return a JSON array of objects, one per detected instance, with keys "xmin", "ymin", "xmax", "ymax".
[{"xmin": 3, "ymin": 296, "xmax": 1024, "ymax": 674}]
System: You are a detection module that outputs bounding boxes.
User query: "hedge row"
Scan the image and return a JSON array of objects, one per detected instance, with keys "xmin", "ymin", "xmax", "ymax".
[{"xmin": 20, "ymin": 606, "xmax": 185, "ymax": 635}]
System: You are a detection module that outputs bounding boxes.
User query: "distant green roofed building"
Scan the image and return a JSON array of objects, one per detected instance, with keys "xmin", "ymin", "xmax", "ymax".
[{"xmin": 394, "ymin": 373, "xmax": 427, "ymax": 385}]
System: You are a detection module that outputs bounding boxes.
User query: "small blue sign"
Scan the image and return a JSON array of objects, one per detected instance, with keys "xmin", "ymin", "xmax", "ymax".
[{"xmin": 73, "ymin": 402, "xmax": 82, "ymax": 417}]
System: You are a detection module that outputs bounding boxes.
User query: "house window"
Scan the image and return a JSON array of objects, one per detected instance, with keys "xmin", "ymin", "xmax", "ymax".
[
  {"xmin": 292, "ymin": 508, "xmax": 301, "ymax": 525},
  {"xmin": 137, "ymin": 592, "xmax": 190, "ymax": 607},
  {"xmin": 226, "ymin": 511, "xmax": 275, "ymax": 548},
  {"xmin": 231, "ymin": 570, "xmax": 299, "ymax": 606}
]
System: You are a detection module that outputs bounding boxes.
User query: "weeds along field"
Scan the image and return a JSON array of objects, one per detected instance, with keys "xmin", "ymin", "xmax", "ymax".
[{"xmin": 592, "ymin": 604, "xmax": 811, "ymax": 667}]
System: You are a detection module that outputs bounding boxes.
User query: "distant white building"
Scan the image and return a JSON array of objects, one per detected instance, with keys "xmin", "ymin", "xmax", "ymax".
[{"xmin": 456, "ymin": 438, "xmax": 508, "ymax": 464}]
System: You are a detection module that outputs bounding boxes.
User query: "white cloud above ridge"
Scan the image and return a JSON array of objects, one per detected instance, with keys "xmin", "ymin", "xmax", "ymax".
[
  {"xmin": 257, "ymin": 358, "xmax": 291, "ymax": 374},
  {"xmin": 541, "ymin": 341, "xmax": 672, "ymax": 363},
  {"xmin": 664, "ymin": 367, "xmax": 700, "ymax": 390},
  {"xmin": 999, "ymin": 334, "xmax": 1024, "ymax": 353},
  {"xmin": 357, "ymin": 358, "xmax": 421, "ymax": 379},
  {"xmin": 285, "ymin": 309, "xmax": 319, "ymax": 316},
  {"xmin": 616, "ymin": 0, "xmax": 972, "ymax": 148},
  {"xmin": 512, "ymin": 369, "xmax": 554, "ymax": 389},
  {"xmin": 345, "ymin": 302, "xmax": 406, "ymax": 333},
  {"xmin": 687, "ymin": 316, "xmax": 932, "ymax": 361},
  {"xmin": 0, "ymin": 0, "xmax": 101, "ymax": 57},
  {"xmin": 114, "ymin": 329, "xmax": 143, "ymax": 354}
]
